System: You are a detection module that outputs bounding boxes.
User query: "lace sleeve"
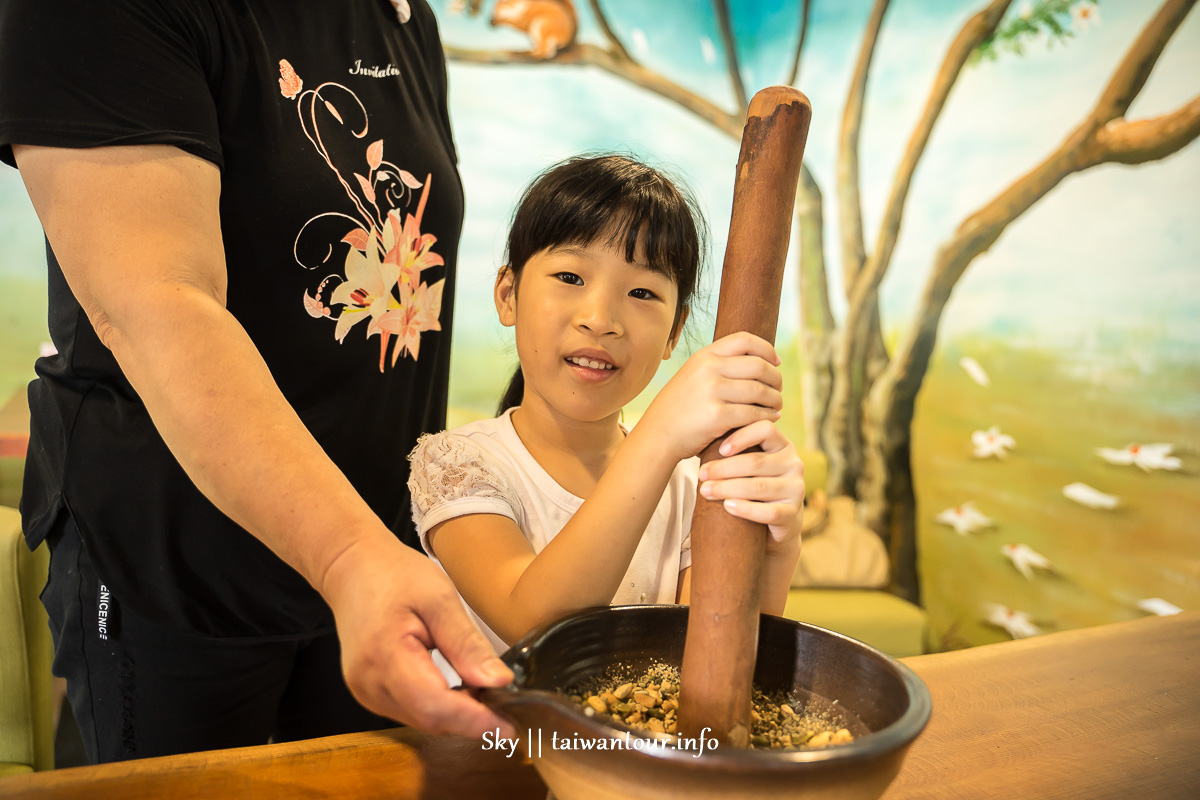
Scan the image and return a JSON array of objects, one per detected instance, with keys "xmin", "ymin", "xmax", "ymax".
[{"xmin": 407, "ymin": 432, "xmax": 523, "ymax": 554}]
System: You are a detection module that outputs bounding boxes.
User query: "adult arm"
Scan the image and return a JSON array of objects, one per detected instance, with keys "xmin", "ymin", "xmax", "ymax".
[{"xmin": 13, "ymin": 143, "xmax": 513, "ymax": 737}]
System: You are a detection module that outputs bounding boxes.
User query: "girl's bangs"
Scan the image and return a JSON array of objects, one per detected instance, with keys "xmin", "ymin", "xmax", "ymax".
[
  {"xmin": 597, "ymin": 196, "xmax": 697, "ymax": 290},
  {"xmin": 508, "ymin": 154, "xmax": 704, "ymax": 306}
]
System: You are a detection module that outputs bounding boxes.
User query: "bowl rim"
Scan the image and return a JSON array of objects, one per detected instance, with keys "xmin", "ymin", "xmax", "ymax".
[{"xmin": 479, "ymin": 604, "xmax": 933, "ymax": 771}]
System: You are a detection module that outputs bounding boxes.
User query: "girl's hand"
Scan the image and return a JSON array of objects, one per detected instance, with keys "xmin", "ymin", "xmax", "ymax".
[
  {"xmin": 639, "ymin": 332, "xmax": 783, "ymax": 463},
  {"xmin": 697, "ymin": 419, "xmax": 805, "ymax": 550}
]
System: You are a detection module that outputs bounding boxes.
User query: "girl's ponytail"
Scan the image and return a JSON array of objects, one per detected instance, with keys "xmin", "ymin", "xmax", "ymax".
[{"xmin": 497, "ymin": 365, "xmax": 525, "ymax": 416}]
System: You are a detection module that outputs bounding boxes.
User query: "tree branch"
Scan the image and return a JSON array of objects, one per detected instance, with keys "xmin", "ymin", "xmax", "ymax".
[
  {"xmin": 796, "ymin": 163, "xmax": 834, "ymax": 451},
  {"xmin": 884, "ymin": 0, "xmax": 1199, "ymax": 418},
  {"xmin": 849, "ymin": 0, "xmax": 1011, "ymax": 314},
  {"xmin": 1092, "ymin": 0, "xmax": 1197, "ymax": 124},
  {"xmin": 714, "ymin": 0, "xmax": 748, "ymax": 111},
  {"xmin": 822, "ymin": 0, "xmax": 890, "ymax": 495},
  {"xmin": 838, "ymin": 0, "xmax": 890, "ymax": 290},
  {"xmin": 586, "ymin": 0, "xmax": 633, "ymax": 63},
  {"xmin": 833, "ymin": 1, "xmax": 1012, "ymax": 465},
  {"xmin": 797, "ymin": 167, "xmax": 833, "ymax": 334},
  {"xmin": 444, "ymin": 44, "xmax": 742, "ymax": 135},
  {"xmin": 787, "ymin": 0, "xmax": 812, "ymax": 87},
  {"xmin": 1086, "ymin": 96, "xmax": 1200, "ymax": 164}
]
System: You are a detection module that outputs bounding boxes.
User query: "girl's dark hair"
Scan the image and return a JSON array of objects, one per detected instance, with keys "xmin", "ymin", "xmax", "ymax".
[{"xmin": 497, "ymin": 154, "xmax": 707, "ymax": 415}]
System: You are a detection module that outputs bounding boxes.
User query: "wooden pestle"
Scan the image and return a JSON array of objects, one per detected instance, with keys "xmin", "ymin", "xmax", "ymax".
[{"xmin": 678, "ymin": 86, "xmax": 811, "ymax": 748}]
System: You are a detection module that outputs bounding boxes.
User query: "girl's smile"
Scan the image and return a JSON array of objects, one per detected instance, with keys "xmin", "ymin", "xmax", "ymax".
[{"xmin": 565, "ymin": 347, "xmax": 618, "ymax": 379}]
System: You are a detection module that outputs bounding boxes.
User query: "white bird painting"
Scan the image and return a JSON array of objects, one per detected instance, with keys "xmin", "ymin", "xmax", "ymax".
[
  {"xmin": 972, "ymin": 426, "xmax": 1015, "ymax": 459},
  {"xmin": 1096, "ymin": 443, "xmax": 1182, "ymax": 472},
  {"xmin": 1062, "ymin": 482, "xmax": 1119, "ymax": 510},
  {"xmin": 936, "ymin": 502, "xmax": 995, "ymax": 535},
  {"xmin": 959, "ymin": 356, "xmax": 991, "ymax": 387},
  {"xmin": 1137, "ymin": 598, "xmax": 1182, "ymax": 616},
  {"xmin": 1002, "ymin": 543, "xmax": 1053, "ymax": 580},
  {"xmin": 983, "ymin": 603, "xmax": 1042, "ymax": 639}
]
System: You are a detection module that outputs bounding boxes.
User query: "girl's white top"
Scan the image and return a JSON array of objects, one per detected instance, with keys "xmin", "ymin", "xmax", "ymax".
[{"xmin": 408, "ymin": 408, "xmax": 698, "ymax": 681}]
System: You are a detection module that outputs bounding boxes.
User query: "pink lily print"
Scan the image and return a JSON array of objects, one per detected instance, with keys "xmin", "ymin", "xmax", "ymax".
[
  {"xmin": 389, "ymin": 208, "xmax": 444, "ymax": 290},
  {"xmin": 283, "ymin": 59, "xmax": 446, "ymax": 371},
  {"xmin": 329, "ymin": 228, "xmax": 400, "ymax": 345},
  {"xmin": 375, "ymin": 279, "xmax": 445, "ymax": 365}
]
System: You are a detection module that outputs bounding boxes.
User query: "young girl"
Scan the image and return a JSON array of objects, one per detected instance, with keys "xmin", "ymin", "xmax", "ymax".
[{"xmin": 408, "ymin": 154, "xmax": 804, "ymax": 658}]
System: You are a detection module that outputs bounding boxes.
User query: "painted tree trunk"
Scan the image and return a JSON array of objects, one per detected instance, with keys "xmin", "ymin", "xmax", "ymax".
[
  {"xmin": 859, "ymin": 370, "xmax": 921, "ymax": 603},
  {"xmin": 795, "ymin": 166, "xmax": 834, "ymax": 451}
]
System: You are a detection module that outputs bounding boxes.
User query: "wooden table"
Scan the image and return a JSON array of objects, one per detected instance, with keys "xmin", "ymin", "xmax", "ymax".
[
  {"xmin": 884, "ymin": 611, "xmax": 1199, "ymax": 799},
  {"xmin": 3, "ymin": 613, "xmax": 1197, "ymax": 799}
]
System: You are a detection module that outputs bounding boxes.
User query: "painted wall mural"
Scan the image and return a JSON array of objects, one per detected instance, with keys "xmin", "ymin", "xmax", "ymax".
[{"xmin": 0, "ymin": 0, "xmax": 1196, "ymax": 650}]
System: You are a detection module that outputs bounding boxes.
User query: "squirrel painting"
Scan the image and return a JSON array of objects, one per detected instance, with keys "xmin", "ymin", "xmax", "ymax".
[{"xmin": 490, "ymin": 0, "xmax": 577, "ymax": 60}]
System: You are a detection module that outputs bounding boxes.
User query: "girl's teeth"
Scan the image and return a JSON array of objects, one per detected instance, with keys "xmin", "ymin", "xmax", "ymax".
[{"xmin": 569, "ymin": 357, "xmax": 612, "ymax": 370}]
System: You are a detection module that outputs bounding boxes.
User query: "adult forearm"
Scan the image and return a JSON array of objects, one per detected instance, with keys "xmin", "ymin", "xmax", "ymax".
[{"xmin": 102, "ymin": 283, "xmax": 388, "ymax": 594}]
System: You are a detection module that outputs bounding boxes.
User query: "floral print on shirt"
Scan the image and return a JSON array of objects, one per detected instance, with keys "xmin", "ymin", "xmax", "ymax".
[{"xmin": 280, "ymin": 59, "xmax": 444, "ymax": 371}]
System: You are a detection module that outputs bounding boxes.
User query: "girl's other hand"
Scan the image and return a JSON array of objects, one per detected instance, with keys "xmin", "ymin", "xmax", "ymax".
[
  {"xmin": 639, "ymin": 332, "xmax": 783, "ymax": 462},
  {"xmin": 697, "ymin": 419, "xmax": 804, "ymax": 550}
]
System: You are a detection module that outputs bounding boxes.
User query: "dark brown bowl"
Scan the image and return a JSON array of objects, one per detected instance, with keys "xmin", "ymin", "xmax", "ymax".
[{"xmin": 478, "ymin": 605, "xmax": 931, "ymax": 800}]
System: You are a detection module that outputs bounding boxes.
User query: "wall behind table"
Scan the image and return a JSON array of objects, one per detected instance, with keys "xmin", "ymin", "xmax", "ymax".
[
  {"xmin": 436, "ymin": 0, "xmax": 1200, "ymax": 649},
  {"xmin": 1, "ymin": 0, "xmax": 1196, "ymax": 649}
]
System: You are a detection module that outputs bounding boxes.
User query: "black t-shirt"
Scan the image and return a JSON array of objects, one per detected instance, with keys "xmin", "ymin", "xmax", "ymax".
[{"xmin": 0, "ymin": 0, "xmax": 463, "ymax": 637}]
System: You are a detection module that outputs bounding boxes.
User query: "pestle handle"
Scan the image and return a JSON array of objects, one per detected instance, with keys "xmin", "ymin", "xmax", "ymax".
[{"xmin": 678, "ymin": 86, "xmax": 811, "ymax": 748}]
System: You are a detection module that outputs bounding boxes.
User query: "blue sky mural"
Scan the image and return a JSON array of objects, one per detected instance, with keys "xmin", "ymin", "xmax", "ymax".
[{"xmin": 432, "ymin": 0, "xmax": 1199, "ymax": 359}]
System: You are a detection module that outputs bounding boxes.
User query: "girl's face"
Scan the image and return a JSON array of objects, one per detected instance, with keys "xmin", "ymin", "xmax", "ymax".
[{"xmin": 495, "ymin": 237, "xmax": 684, "ymax": 424}]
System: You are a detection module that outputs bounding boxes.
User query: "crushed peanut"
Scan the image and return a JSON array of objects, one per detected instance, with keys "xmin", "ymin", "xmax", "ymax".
[{"xmin": 562, "ymin": 662, "xmax": 859, "ymax": 750}]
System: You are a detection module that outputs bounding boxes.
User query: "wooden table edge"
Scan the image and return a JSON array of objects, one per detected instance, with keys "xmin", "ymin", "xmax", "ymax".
[{"xmin": 2, "ymin": 612, "xmax": 1195, "ymax": 799}]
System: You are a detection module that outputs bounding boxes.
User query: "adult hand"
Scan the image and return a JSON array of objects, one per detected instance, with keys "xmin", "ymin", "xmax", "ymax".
[
  {"xmin": 640, "ymin": 331, "xmax": 783, "ymax": 463},
  {"xmin": 320, "ymin": 533, "xmax": 516, "ymax": 738},
  {"xmin": 697, "ymin": 419, "xmax": 805, "ymax": 551}
]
